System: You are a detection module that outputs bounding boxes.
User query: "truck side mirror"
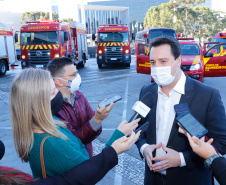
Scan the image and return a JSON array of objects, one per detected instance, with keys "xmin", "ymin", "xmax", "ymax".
[
  {"xmin": 132, "ymin": 33, "xmax": 135, "ymax": 40},
  {"xmin": 64, "ymin": 31, "xmax": 69, "ymax": 41},
  {"xmin": 15, "ymin": 33, "xmax": 18, "ymax": 43},
  {"xmin": 92, "ymin": 33, "xmax": 96, "ymax": 41},
  {"xmin": 205, "ymin": 52, "xmax": 213, "ymax": 57}
]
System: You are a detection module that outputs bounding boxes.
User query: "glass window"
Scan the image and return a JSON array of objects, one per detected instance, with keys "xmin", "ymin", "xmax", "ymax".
[
  {"xmin": 149, "ymin": 29, "xmax": 177, "ymax": 43},
  {"xmin": 181, "ymin": 44, "xmax": 200, "ymax": 55},
  {"xmin": 21, "ymin": 31, "xmax": 59, "ymax": 45},
  {"xmin": 98, "ymin": 32, "xmax": 129, "ymax": 42},
  {"xmin": 61, "ymin": 31, "xmax": 64, "ymax": 46},
  {"xmin": 212, "ymin": 38, "xmax": 226, "ymax": 44}
]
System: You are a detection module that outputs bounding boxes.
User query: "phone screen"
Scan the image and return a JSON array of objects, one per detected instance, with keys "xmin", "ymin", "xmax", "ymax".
[
  {"xmin": 177, "ymin": 113, "xmax": 208, "ymax": 138},
  {"xmin": 98, "ymin": 96, "xmax": 122, "ymax": 108},
  {"xmin": 126, "ymin": 121, "xmax": 149, "ymax": 137},
  {"xmin": 174, "ymin": 103, "xmax": 190, "ymax": 116}
]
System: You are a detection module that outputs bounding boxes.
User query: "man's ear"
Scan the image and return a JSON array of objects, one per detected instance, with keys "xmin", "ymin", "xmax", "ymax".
[
  {"xmin": 54, "ymin": 78, "xmax": 63, "ymax": 87},
  {"xmin": 177, "ymin": 55, "xmax": 182, "ymax": 67}
]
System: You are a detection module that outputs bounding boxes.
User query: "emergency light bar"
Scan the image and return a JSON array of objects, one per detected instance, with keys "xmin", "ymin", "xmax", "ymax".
[
  {"xmin": 220, "ymin": 33, "xmax": 226, "ymax": 37},
  {"xmin": 26, "ymin": 20, "xmax": 60, "ymax": 24},
  {"xmin": 177, "ymin": 38, "xmax": 194, "ymax": 40}
]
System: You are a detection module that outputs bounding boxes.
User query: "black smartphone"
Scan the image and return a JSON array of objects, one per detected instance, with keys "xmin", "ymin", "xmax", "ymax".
[
  {"xmin": 126, "ymin": 121, "xmax": 149, "ymax": 137},
  {"xmin": 98, "ymin": 95, "xmax": 122, "ymax": 108},
  {"xmin": 176, "ymin": 112, "xmax": 208, "ymax": 139},
  {"xmin": 174, "ymin": 103, "xmax": 190, "ymax": 117}
]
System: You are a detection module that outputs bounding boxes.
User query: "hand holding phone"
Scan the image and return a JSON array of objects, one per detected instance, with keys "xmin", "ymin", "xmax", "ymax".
[
  {"xmin": 126, "ymin": 121, "xmax": 149, "ymax": 137},
  {"xmin": 177, "ymin": 112, "xmax": 208, "ymax": 139},
  {"xmin": 98, "ymin": 95, "xmax": 122, "ymax": 108}
]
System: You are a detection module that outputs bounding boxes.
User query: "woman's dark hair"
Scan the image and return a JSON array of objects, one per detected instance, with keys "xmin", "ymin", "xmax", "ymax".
[
  {"xmin": 149, "ymin": 36, "xmax": 182, "ymax": 60},
  {"xmin": 0, "ymin": 167, "xmax": 34, "ymax": 185}
]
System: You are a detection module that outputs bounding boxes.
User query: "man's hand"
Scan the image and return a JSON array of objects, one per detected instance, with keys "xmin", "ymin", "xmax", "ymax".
[
  {"xmin": 143, "ymin": 143, "xmax": 162, "ymax": 171},
  {"xmin": 152, "ymin": 144, "xmax": 181, "ymax": 171},
  {"xmin": 117, "ymin": 118, "xmax": 140, "ymax": 135},
  {"xmin": 94, "ymin": 100, "xmax": 115, "ymax": 124}
]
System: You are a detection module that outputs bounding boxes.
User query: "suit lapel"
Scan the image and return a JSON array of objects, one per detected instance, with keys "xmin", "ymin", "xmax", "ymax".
[
  {"xmin": 167, "ymin": 75, "xmax": 195, "ymax": 145},
  {"xmin": 146, "ymin": 84, "xmax": 158, "ymax": 144}
]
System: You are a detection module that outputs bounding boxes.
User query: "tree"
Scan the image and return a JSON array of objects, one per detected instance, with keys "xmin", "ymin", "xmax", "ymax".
[
  {"xmin": 169, "ymin": 0, "xmax": 205, "ymax": 37},
  {"xmin": 20, "ymin": 11, "xmax": 49, "ymax": 24},
  {"xmin": 61, "ymin": 18, "xmax": 73, "ymax": 23},
  {"xmin": 143, "ymin": 6, "xmax": 160, "ymax": 28}
]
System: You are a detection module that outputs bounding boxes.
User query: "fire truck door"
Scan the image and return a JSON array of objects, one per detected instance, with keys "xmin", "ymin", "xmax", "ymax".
[
  {"xmin": 203, "ymin": 43, "xmax": 226, "ymax": 77},
  {"xmin": 6, "ymin": 36, "xmax": 16, "ymax": 64},
  {"xmin": 0, "ymin": 36, "xmax": 7, "ymax": 57},
  {"xmin": 136, "ymin": 43, "xmax": 150, "ymax": 74},
  {"xmin": 77, "ymin": 34, "xmax": 82, "ymax": 61}
]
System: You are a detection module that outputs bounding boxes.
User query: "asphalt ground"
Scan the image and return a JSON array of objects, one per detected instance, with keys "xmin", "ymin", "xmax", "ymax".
[{"xmin": 0, "ymin": 56, "xmax": 225, "ymax": 185}]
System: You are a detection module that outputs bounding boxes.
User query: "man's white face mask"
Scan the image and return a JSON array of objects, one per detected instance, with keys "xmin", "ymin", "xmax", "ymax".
[{"xmin": 151, "ymin": 60, "xmax": 178, "ymax": 86}]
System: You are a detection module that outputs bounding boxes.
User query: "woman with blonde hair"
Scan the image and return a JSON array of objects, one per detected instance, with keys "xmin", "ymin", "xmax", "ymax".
[{"xmin": 10, "ymin": 68, "xmax": 140, "ymax": 180}]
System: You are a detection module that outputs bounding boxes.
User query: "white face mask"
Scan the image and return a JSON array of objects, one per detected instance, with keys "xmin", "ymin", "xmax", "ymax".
[
  {"xmin": 57, "ymin": 73, "xmax": 82, "ymax": 93},
  {"xmin": 70, "ymin": 73, "xmax": 82, "ymax": 93},
  {"xmin": 151, "ymin": 61, "xmax": 178, "ymax": 86}
]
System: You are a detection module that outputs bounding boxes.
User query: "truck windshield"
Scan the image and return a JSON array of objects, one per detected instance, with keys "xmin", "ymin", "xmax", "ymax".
[
  {"xmin": 98, "ymin": 32, "xmax": 128, "ymax": 42},
  {"xmin": 149, "ymin": 29, "xmax": 177, "ymax": 43},
  {"xmin": 181, "ymin": 44, "xmax": 200, "ymax": 55},
  {"xmin": 212, "ymin": 38, "xmax": 226, "ymax": 44},
  {"xmin": 21, "ymin": 31, "xmax": 59, "ymax": 45}
]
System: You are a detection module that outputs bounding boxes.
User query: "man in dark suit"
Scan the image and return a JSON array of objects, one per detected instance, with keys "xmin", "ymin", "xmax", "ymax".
[{"xmin": 136, "ymin": 36, "xmax": 226, "ymax": 185}]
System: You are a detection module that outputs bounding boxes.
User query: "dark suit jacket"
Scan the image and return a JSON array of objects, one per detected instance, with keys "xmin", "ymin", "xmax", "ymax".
[
  {"xmin": 212, "ymin": 157, "xmax": 226, "ymax": 185},
  {"xmin": 136, "ymin": 75, "xmax": 226, "ymax": 185},
  {"xmin": 33, "ymin": 146, "xmax": 118, "ymax": 185}
]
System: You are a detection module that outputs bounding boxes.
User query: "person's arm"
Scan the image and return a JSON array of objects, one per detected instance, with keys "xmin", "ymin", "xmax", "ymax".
[
  {"xmin": 33, "ymin": 146, "xmax": 118, "ymax": 185},
  {"xmin": 42, "ymin": 135, "xmax": 89, "ymax": 176},
  {"xmin": 205, "ymin": 89, "xmax": 226, "ymax": 155},
  {"xmin": 212, "ymin": 157, "xmax": 226, "ymax": 185}
]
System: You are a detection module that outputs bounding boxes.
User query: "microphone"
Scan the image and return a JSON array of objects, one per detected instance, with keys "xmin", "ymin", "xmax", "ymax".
[
  {"xmin": 0, "ymin": 140, "xmax": 5, "ymax": 160},
  {"xmin": 128, "ymin": 92, "xmax": 154, "ymax": 123}
]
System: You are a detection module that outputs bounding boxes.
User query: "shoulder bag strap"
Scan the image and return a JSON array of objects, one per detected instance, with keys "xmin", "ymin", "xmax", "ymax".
[{"xmin": 40, "ymin": 136, "xmax": 51, "ymax": 178}]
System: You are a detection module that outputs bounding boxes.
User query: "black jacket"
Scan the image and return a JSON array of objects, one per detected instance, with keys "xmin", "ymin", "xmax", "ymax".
[
  {"xmin": 136, "ymin": 75, "xmax": 226, "ymax": 185},
  {"xmin": 33, "ymin": 146, "xmax": 118, "ymax": 185},
  {"xmin": 212, "ymin": 157, "xmax": 226, "ymax": 185}
]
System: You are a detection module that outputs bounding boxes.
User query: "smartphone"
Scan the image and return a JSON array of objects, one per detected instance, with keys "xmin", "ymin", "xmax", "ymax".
[
  {"xmin": 176, "ymin": 112, "xmax": 208, "ymax": 139},
  {"xmin": 98, "ymin": 95, "xmax": 122, "ymax": 108},
  {"xmin": 174, "ymin": 103, "xmax": 190, "ymax": 117},
  {"xmin": 126, "ymin": 121, "xmax": 149, "ymax": 137}
]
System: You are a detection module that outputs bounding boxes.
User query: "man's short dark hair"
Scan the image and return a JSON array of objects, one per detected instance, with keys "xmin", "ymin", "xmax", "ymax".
[
  {"xmin": 47, "ymin": 57, "xmax": 73, "ymax": 77},
  {"xmin": 149, "ymin": 36, "xmax": 182, "ymax": 60}
]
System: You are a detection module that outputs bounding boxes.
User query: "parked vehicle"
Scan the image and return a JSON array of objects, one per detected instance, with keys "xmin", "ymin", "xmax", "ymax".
[
  {"xmin": 17, "ymin": 20, "xmax": 87, "ymax": 69},
  {"xmin": 93, "ymin": 24, "xmax": 131, "ymax": 69},
  {"xmin": 0, "ymin": 29, "xmax": 17, "ymax": 75}
]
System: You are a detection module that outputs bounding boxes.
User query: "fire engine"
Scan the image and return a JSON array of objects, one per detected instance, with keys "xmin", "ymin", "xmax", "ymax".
[
  {"xmin": 17, "ymin": 20, "xmax": 87, "ymax": 69},
  {"xmin": 212, "ymin": 30, "xmax": 226, "ymax": 43},
  {"xmin": 135, "ymin": 27, "xmax": 177, "ymax": 74},
  {"xmin": 93, "ymin": 24, "xmax": 131, "ymax": 69},
  {"xmin": 0, "ymin": 29, "xmax": 17, "ymax": 75}
]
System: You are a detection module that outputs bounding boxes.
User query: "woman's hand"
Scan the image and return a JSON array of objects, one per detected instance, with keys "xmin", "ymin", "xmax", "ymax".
[
  {"xmin": 117, "ymin": 118, "xmax": 140, "ymax": 135},
  {"xmin": 178, "ymin": 127, "xmax": 216, "ymax": 159},
  {"xmin": 111, "ymin": 131, "xmax": 141, "ymax": 155}
]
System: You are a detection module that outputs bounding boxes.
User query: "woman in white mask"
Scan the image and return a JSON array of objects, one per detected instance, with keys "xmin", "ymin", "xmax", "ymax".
[{"xmin": 47, "ymin": 57, "xmax": 114, "ymax": 158}]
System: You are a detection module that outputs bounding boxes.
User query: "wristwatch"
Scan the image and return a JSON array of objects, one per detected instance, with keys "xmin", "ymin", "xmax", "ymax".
[{"xmin": 204, "ymin": 153, "xmax": 221, "ymax": 171}]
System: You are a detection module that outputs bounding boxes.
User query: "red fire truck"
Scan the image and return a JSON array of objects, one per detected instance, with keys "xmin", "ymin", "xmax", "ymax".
[
  {"xmin": 212, "ymin": 30, "xmax": 226, "ymax": 43},
  {"xmin": 0, "ymin": 29, "xmax": 17, "ymax": 75},
  {"xmin": 94, "ymin": 24, "xmax": 131, "ymax": 69},
  {"xmin": 135, "ymin": 27, "xmax": 177, "ymax": 74},
  {"xmin": 17, "ymin": 20, "xmax": 87, "ymax": 69}
]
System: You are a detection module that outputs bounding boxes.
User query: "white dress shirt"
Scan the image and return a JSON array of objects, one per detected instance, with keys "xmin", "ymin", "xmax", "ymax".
[{"xmin": 140, "ymin": 72, "xmax": 186, "ymax": 174}]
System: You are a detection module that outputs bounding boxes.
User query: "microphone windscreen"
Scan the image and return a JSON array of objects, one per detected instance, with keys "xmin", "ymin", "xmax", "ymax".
[{"xmin": 0, "ymin": 140, "xmax": 5, "ymax": 160}]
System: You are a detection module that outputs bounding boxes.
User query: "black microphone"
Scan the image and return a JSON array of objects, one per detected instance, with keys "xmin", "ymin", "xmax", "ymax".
[
  {"xmin": 0, "ymin": 140, "xmax": 5, "ymax": 160},
  {"xmin": 128, "ymin": 92, "xmax": 154, "ymax": 123}
]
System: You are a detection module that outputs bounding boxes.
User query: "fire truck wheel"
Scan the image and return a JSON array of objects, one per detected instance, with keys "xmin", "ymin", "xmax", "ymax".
[
  {"xmin": 0, "ymin": 60, "xmax": 7, "ymax": 76},
  {"xmin": 98, "ymin": 63, "xmax": 103, "ymax": 69}
]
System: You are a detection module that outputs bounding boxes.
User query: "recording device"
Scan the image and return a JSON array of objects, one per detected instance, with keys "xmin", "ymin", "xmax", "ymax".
[
  {"xmin": 126, "ymin": 121, "xmax": 150, "ymax": 137},
  {"xmin": 177, "ymin": 112, "xmax": 208, "ymax": 139},
  {"xmin": 174, "ymin": 103, "xmax": 190, "ymax": 117},
  {"xmin": 128, "ymin": 93, "xmax": 153, "ymax": 123},
  {"xmin": 98, "ymin": 95, "xmax": 122, "ymax": 108}
]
